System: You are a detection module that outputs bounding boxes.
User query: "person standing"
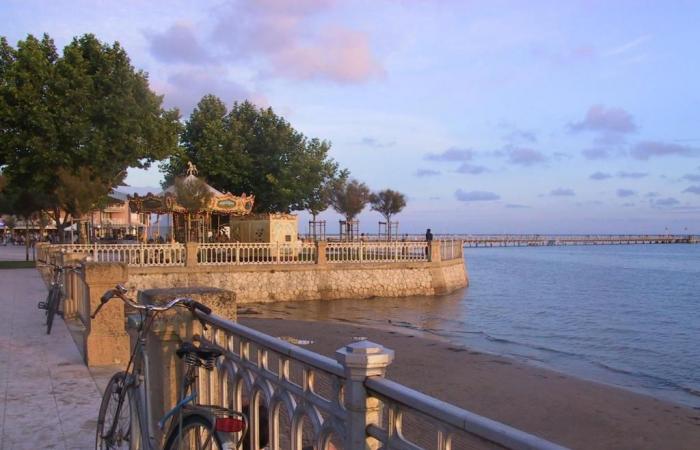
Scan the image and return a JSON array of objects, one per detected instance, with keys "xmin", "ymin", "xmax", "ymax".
[{"xmin": 425, "ymin": 228, "xmax": 433, "ymax": 259}]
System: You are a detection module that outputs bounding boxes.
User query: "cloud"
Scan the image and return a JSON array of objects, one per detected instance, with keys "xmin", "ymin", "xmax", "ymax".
[
  {"xmin": 603, "ymin": 35, "xmax": 652, "ymax": 57},
  {"xmin": 425, "ymin": 147, "xmax": 474, "ymax": 162},
  {"xmin": 682, "ymin": 174, "xmax": 700, "ymax": 182},
  {"xmin": 210, "ymin": 1, "xmax": 383, "ymax": 83},
  {"xmin": 569, "ymin": 105, "xmax": 636, "ymax": 134},
  {"xmin": 145, "ymin": 23, "xmax": 213, "ymax": 64},
  {"xmin": 506, "ymin": 147, "xmax": 547, "ymax": 166},
  {"xmin": 455, "ymin": 189, "xmax": 500, "ymax": 202},
  {"xmin": 630, "ymin": 141, "xmax": 700, "ymax": 160},
  {"xmin": 414, "ymin": 169, "xmax": 440, "ymax": 177},
  {"xmin": 550, "ymin": 188, "xmax": 575, "ymax": 197},
  {"xmin": 455, "ymin": 163, "xmax": 488, "ymax": 174},
  {"xmin": 505, "ymin": 203, "xmax": 530, "ymax": 209},
  {"xmin": 653, "ymin": 197, "xmax": 680, "ymax": 207},
  {"xmin": 683, "ymin": 185, "xmax": 700, "ymax": 195},
  {"xmin": 645, "ymin": 192, "xmax": 659, "ymax": 198},
  {"xmin": 581, "ymin": 148, "xmax": 612, "ymax": 160},
  {"xmin": 617, "ymin": 171, "xmax": 648, "ymax": 179},
  {"xmin": 616, "ymin": 188, "xmax": 636, "ymax": 198},
  {"xmin": 621, "ymin": 202, "xmax": 635, "ymax": 207},
  {"xmin": 590, "ymin": 172, "xmax": 612, "ymax": 180},
  {"xmin": 360, "ymin": 137, "xmax": 395, "ymax": 148}
]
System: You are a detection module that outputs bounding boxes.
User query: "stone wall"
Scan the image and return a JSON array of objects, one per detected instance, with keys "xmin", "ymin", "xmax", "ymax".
[{"xmin": 125, "ymin": 258, "xmax": 468, "ymax": 304}]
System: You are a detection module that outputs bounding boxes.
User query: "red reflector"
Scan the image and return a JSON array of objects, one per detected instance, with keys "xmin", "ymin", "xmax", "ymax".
[{"xmin": 216, "ymin": 417, "xmax": 245, "ymax": 433}]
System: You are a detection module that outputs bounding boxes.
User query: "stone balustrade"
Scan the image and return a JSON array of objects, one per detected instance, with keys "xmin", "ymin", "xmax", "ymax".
[
  {"xmin": 37, "ymin": 239, "xmax": 463, "ymax": 268},
  {"xmin": 133, "ymin": 290, "xmax": 566, "ymax": 450}
]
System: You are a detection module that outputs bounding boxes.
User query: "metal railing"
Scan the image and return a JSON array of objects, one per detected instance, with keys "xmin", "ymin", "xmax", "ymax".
[{"xmin": 182, "ymin": 312, "xmax": 567, "ymax": 450}]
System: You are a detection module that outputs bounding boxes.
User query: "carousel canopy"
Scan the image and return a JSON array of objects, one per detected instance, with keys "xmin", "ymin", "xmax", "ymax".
[{"xmin": 128, "ymin": 165, "xmax": 254, "ymax": 216}]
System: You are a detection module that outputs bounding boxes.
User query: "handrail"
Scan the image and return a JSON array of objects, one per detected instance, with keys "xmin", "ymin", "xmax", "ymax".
[
  {"xmin": 195, "ymin": 311, "xmax": 345, "ymax": 377},
  {"xmin": 366, "ymin": 378, "xmax": 567, "ymax": 450}
]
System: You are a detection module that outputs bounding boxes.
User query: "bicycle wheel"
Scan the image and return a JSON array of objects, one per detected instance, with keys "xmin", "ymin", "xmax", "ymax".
[
  {"xmin": 96, "ymin": 372, "xmax": 131, "ymax": 450},
  {"xmin": 163, "ymin": 414, "xmax": 223, "ymax": 450},
  {"xmin": 46, "ymin": 286, "xmax": 60, "ymax": 334}
]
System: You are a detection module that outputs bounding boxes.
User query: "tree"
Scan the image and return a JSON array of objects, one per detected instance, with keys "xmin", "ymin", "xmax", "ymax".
[
  {"xmin": 305, "ymin": 168, "xmax": 349, "ymax": 222},
  {"xmin": 55, "ymin": 167, "xmax": 115, "ymax": 243},
  {"xmin": 162, "ymin": 97, "xmax": 341, "ymax": 213},
  {"xmin": 173, "ymin": 176, "xmax": 214, "ymax": 242},
  {"xmin": 370, "ymin": 189, "xmax": 407, "ymax": 223},
  {"xmin": 331, "ymin": 178, "xmax": 371, "ymax": 222},
  {"xmin": 0, "ymin": 33, "xmax": 180, "ymax": 241}
]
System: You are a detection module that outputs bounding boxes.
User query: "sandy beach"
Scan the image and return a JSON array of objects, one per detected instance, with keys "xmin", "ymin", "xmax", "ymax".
[{"xmin": 239, "ymin": 316, "xmax": 700, "ymax": 450}]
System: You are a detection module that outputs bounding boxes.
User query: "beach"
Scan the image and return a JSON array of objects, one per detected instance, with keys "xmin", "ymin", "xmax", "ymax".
[{"xmin": 240, "ymin": 317, "xmax": 700, "ymax": 450}]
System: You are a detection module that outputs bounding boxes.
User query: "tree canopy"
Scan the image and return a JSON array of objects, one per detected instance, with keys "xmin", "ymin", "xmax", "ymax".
[
  {"xmin": 161, "ymin": 96, "xmax": 342, "ymax": 213},
  {"xmin": 331, "ymin": 178, "xmax": 371, "ymax": 221},
  {"xmin": 370, "ymin": 189, "xmax": 407, "ymax": 223},
  {"xmin": 0, "ymin": 33, "xmax": 180, "ymax": 235}
]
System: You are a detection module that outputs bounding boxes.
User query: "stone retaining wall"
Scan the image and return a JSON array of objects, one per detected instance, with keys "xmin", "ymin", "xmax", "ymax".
[{"xmin": 125, "ymin": 258, "xmax": 468, "ymax": 303}]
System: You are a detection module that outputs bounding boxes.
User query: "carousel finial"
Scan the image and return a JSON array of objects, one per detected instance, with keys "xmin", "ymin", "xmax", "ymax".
[{"xmin": 186, "ymin": 161, "xmax": 198, "ymax": 176}]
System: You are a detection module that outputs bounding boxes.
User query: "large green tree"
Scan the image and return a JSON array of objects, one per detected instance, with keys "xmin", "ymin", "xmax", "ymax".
[
  {"xmin": 161, "ymin": 96, "xmax": 341, "ymax": 213},
  {"xmin": 0, "ymin": 33, "xmax": 180, "ymax": 240}
]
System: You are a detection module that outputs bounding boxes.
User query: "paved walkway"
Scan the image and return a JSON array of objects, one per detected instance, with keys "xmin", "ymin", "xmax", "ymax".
[{"xmin": 0, "ymin": 268, "xmax": 105, "ymax": 450}]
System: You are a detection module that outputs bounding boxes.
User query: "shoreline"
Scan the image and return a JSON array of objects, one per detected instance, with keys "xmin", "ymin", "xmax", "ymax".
[{"xmin": 239, "ymin": 316, "xmax": 700, "ymax": 450}]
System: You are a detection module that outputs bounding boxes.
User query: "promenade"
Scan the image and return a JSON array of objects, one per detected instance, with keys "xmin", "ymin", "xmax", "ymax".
[{"xmin": 0, "ymin": 266, "xmax": 109, "ymax": 450}]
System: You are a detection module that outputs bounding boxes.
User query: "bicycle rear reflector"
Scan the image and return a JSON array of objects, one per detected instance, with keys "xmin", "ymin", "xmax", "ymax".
[{"xmin": 216, "ymin": 417, "xmax": 245, "ymax": 433}]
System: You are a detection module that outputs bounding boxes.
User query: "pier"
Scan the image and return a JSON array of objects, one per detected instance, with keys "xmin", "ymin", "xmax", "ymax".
[{"xmin": 450, "ymin": 234, "xmax": 700, "ymax": 247}]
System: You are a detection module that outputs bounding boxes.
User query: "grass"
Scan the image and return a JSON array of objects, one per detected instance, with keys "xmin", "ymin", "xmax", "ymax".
[{"xmin": 0, "ymin": 260, "xmax": 36, "ymax": 269}]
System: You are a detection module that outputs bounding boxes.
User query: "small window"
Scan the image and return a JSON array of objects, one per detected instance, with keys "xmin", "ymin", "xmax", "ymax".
[{"xmin": 285, "ymin": 235, "xmax": 292, "ymax": 242}]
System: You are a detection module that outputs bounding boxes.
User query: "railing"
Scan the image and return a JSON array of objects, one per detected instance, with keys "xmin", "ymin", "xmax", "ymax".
[
  {"xmin": 325, "ymin": 241, "xmax": 429, "ymax": 263},
  {"xmin": 40, "ymin": 240, "xmax": 468, "ymax": 267},
  {"xmin": 150, "ymin": 310, "xmax": 567, "ymax": 450},
  {"xmin": 439, "ymin": 239, "xmax": 463, "ymax": 261},
  {"xmin": 197, "ymin": 242, "xmax": 317, "ymax": 265},
  {"xmin": 365, "ymin": 378, "xmax": 565, "ymax": 449}
]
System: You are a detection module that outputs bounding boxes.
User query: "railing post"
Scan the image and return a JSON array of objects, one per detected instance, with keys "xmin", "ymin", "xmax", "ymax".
[
  {"xmin": 316, "ymin": 241, "xmax": 327, "ymax": 265},
  {"xmin": 235, "ymin": 242, "xmax": 241, "ymax": 265},
  {"xmin": 185, "ymin": 242, "xmax": 198, "ymax": 267},
  {"xmin": 93, "ymin": 242, "xmax": 98, "ymax": 261},
  {"xmin": 60, "ymin": 251, "xmax": 85, "ymax": 320},
  {"xmin": 336, "ymin": 341, "xmax": 395, "ymax": 450},
  {"xmin": 82, "ymin": 262, "xmax": 129, "ymax": 365},
  {"xmin": 429, "ymin": 240, "xmax": 441, "ymax": 262},
  {"xmin": 140, "ymin": 243, "xmax": 145, "ymax": 267}
]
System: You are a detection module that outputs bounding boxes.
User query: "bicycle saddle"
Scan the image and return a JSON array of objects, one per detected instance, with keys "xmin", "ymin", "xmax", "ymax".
[{"xmin": 176, "ymin": 341, "xmax": 223, "ymax": 360}]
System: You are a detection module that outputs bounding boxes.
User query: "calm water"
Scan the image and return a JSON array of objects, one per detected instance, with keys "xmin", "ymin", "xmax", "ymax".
[{"xmin": 251, "ymin": 244, "xmax": 700, "ymax": 407}]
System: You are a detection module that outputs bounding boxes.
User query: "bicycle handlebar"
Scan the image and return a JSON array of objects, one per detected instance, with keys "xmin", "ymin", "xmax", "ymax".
[{"xmin": 91, "ymin": 285, "xmax": 212, "ymax": 319}]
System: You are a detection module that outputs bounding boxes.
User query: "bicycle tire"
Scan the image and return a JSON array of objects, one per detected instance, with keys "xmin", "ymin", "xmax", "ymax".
[
  {"xmin": 95, "ymin": 371, "xmax": 131, "ymax": 450},
  {"xmin": 46, "ymin": 286, "xmax": 60, "ymax": 334},
  {"xmin": 163, "ymin": 414, "xmax": 223, "ymax": 450}
]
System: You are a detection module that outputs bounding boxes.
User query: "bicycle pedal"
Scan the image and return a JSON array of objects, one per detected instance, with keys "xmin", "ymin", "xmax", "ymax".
[{"xmin": 37, "ymin": 302, "xmax": 47, "ymax": 310}]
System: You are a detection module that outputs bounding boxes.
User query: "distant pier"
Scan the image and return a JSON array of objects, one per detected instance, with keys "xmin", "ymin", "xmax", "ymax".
[{"xmin": 448, "ymin": 234, "xmax": 700, "ymax": 247}]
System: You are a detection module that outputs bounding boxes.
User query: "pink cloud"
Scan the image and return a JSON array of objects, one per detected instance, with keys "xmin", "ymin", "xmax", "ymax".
[
  {"xmin": 211, "ymin": 0, "xmax": 382, "ymax": 83},
  {"xmin": 272, "ymin": 27, "xmax": 384, "ymax": 82}
]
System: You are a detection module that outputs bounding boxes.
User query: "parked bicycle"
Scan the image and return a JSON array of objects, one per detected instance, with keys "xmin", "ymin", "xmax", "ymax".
[
  {"xmin": 37, "ymin": 262, "xmax": 79, "ymax": 334},
  {"xmin": 93, "ymin": 285, "xmax": 248, "ymax": 450}
]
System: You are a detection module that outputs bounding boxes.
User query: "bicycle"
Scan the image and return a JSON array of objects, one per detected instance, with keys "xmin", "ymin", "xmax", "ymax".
[
  {"xmin": 93, "ymin": 284, "xmax": 249, "ymax": 450},
  {"xmin": 37, "ymin": 262, "xmax": 78, "ymax": 334}
]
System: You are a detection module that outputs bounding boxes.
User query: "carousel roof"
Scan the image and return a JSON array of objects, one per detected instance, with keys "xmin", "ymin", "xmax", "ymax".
[{"xmin": 128, "ymin": 164, "xmax": 254, "ymax": 216}]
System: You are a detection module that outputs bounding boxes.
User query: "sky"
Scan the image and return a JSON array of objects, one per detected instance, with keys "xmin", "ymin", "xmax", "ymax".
[{"xmin": 2, "ymin": 0, "xmax": 700, "ymax": 234}]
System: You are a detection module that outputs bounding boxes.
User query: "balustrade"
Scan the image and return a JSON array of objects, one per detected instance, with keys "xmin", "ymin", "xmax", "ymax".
[{"xmin": 136, "ymin": 304, "xmax": 565, "ymax": 450}]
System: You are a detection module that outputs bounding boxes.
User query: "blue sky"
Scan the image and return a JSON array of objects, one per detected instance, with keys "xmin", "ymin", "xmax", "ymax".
[{"xmin": 3, "ymin": 0, "xmax": 700, "ymax": 233}]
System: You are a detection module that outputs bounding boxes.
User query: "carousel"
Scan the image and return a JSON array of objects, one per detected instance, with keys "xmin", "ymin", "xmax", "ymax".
[{"xmin": 128, "ymin": 163, "xmax": 254, "ymax": 242}]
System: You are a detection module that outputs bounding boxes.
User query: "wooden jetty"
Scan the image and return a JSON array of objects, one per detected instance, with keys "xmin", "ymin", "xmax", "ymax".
[{"xmin": 447, "ymin": 234, "xmax": 700, "ymax": 247}]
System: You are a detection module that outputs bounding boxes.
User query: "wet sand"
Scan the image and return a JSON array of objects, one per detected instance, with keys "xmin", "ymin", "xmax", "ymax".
[{"xmin": 239, "ymin": 316, "xmax": 700, "ymax": 450}]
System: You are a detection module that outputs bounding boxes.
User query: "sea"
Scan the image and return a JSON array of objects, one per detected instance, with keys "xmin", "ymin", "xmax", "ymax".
[{"xmin": 249, "ymin": 244, "xmax": 700, "ymax": 408}]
